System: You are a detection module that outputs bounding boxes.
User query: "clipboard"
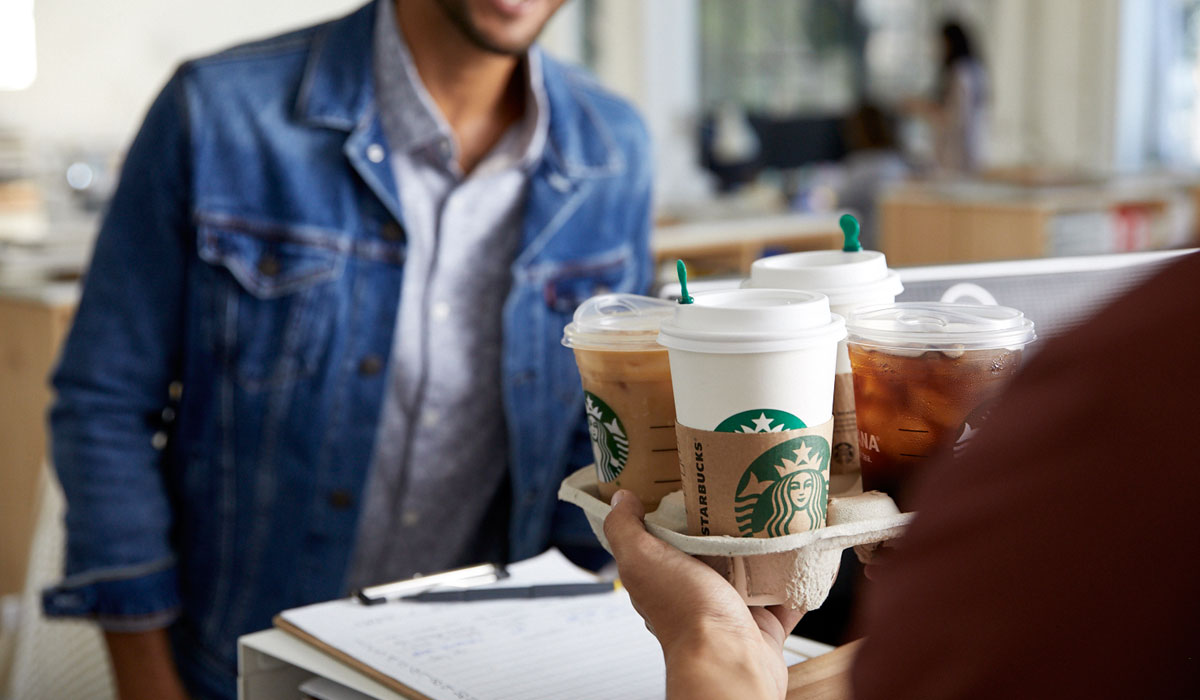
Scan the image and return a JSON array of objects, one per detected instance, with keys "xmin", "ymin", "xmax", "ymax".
[
  {"xmin": 274, "ymin": 614, "xmax": 432, "ymax": 700},
  {"xmin": 271, "ymin": 549, "xmax": 836, "ymax": 700},
  {"xmin": 271, "ymin": 548, "xmax": 668, "ymax": 700}
]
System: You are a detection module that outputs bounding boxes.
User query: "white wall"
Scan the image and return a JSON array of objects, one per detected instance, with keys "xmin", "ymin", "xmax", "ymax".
[
  {"xmin": 0, "ymin": 0, "xmax": 366, "ymax": 148},
  {"xmin": 983, "ymin": 0, "xmax": 1125, "ymax": 172},
  {"xmin": 588, "ymin": 0, "xmax": 710, "ymax": 206},
  {"xmin": 0, "ymin": 0, "xmax": 587, "ymax": 150}
]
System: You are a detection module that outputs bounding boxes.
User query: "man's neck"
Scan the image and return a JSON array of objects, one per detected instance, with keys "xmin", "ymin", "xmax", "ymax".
[{"xmin": 394, "ymin": 0, "xmax": 525, "ymax": 173}]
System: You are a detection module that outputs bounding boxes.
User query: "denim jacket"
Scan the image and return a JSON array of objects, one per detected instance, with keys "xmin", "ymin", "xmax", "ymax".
[{"xmin": 42, "ymin": 3, "xmax": 652, "ymax": 696}]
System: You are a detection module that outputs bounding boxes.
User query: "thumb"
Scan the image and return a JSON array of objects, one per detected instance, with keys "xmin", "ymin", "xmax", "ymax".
[{"xmin": 603, "ymin": 490, "xmax": 650, "ymax": 562}]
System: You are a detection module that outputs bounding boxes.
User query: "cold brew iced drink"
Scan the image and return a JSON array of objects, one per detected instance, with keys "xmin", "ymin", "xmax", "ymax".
[{"xmin": 846, "ymin": 303, "xmax": 1036, "ymax": 510}]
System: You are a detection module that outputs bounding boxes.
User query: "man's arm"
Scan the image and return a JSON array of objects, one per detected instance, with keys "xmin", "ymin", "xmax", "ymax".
[
  {"xmin": 105, "ymin": 630, "xmax": 189, "ymax": 700},
  {"xmin": 853, "ymin": 253, "xmax": 1200, "ymax": 699},
  {"xmin": 43, "ymin": 67, "xmax": 194, "ymax": 696},
  {"xmin": 604, "ymin": 491, "xmax": 799, "ymax": 700}
]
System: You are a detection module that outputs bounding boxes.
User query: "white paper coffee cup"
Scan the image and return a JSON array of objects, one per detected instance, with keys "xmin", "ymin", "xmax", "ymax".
[
  {"xmin": 745, "ymin": 250, "xmax": 901, "ymax": 480},
  {"xmin": 657, "ymin": 289, "xmax": 845, "ymax": 431}
]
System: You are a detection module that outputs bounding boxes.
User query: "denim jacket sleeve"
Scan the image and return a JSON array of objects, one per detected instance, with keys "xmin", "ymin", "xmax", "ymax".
[
  {"xmin": 549, "ymin": 116, "xmax": 655, "ymax": 561},
  {"xmin": 42, "ymin": 67, "xmax": 193, "ymax": 631}
]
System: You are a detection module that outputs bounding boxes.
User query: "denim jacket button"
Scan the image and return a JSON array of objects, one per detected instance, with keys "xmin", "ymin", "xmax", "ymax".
[
  {"xmin": 380, "ymin": 220, "xmax": 404, "ymax": 242},
  {"xmin": 328, "ymin": 489, "xmax": 354, "ymax": 510},
  {"xmin": 256, "ymin": 254, "xmax": 281, "ymax": 277},
  {"xmin": 357, "ymin": 354, "xmax": 383, "ymax": 376}
]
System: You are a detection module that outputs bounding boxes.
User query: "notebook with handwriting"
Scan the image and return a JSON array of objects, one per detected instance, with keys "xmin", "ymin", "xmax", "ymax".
[{"xmin": 276, "ymin": 549, "xmax": 667, "ymax": 700}]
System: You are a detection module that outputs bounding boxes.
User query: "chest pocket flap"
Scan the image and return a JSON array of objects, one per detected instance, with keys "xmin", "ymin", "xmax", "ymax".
[
  {"xmin": 540, "ymin": 245, "xmax": 636, "ymax": 313},
  {"xmin": 197, "ymin": 217, "xmax": 347, "ymax": 299},
  {"xmin": 195, "ymin": 215, "xmax": 348, "ymax": 391}
]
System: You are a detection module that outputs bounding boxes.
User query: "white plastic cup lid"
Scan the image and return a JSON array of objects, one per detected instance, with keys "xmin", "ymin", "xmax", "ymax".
[
  {"xmin": 562, "ymin": 293, "xmax": 677, "ymax": 350},
  {"xmin": 846, "ymin": 302, "xmax": 1037, "ymax": 351},
  {"xmin": 657, "ymin": 288, "xmax": 846, "ymax": 354},
  {"xmin": 747, "ymin": 250, "xmax": 903, "ymax": 307}
]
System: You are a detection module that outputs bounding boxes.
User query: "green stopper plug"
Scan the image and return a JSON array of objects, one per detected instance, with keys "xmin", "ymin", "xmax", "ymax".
[
  {"xmin": 840, "ymin": 214, "xmax": 862, "ymax": 252},
  {"xmin": 676, "ymin": 259, "xmax": 693, "ymax": 305}
]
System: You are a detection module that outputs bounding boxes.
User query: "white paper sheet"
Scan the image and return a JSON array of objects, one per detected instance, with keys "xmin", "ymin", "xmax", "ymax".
[{"xmin": 280, "ymin": 549, "xmax": 666, "ymax": 700}]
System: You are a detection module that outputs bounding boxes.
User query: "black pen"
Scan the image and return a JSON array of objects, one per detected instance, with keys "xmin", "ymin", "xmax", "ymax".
[
  {"xmin": 405, "ymin": 581, "xmax": 620, "ymax": 603},
  {"xmin": 355, "ymin": 563, "xmax": 506, "ymax": 605}
]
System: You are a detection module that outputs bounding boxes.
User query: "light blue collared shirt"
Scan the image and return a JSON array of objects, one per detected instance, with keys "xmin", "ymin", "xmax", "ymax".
[{"xmin": 348, "ymin": 0, "xmax": 550, "ymax": 586}]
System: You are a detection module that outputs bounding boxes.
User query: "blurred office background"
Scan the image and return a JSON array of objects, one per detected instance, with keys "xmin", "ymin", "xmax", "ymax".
[
  {"xmin": 2, "ymin": 1, "xmax": 1200, "ymax": 697},
  {"xmin": 3, "ymin": 0, "xmax": 1200, "ymax": 277}
]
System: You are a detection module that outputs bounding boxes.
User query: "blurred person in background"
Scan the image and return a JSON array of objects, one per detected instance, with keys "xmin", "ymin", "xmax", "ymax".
[
  {"xmin": 836, "ymin": 103, "xmax": 909, "ymax": 249},
  {"xmin": 42, "ymin": 1, "xmax": 653, "ymax": 698},
  {"xmin": 604, "ymin": 250, "xmax": 1200, "ymax": 699},
  {"xmin": 908, "ymin": 20, "xmax": 987, "ymax": 173}
]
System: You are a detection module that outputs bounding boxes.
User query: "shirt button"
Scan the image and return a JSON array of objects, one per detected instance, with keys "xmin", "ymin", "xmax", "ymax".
[
  {"xmin": 431, "ymin": 302, "xmax": 451, "ymax": 321},
  {"xmin": 402, "ymin": 511, "xmax": 421, "ymax": 527},
  {"xmin": 366, "ymin": 144, "xmax": 385, "ymax": 163},
  {"xmin": 358, "ymin": 354, "xmax": 384, "ymax": 376},
  {"xmin": 380, "ymin": 220, "xmax": 404, "ymax": 242},
  {"xmin": 256, "ymin": 254, "xmax": 281, "ymax": 277},
  {"xmin": 421, "ymin": 410, "xmax": 440, "ymax": 427},
  {"xmin": 437, "ymin": 139, "xmax": 453, "ymax": 160},
  {"xmin": 328, "ymin": 489, "xmax": 354, "ymax": 510}
]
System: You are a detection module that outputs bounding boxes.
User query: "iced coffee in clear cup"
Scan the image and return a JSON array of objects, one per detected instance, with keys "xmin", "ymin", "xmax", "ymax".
[
  {"xmin": 846, "ymin": 303, "xmax": 1036, "ymax": 510},
  {"xmin": 563, "ymin": 294, "xmax": 679, "ymax": 509}
]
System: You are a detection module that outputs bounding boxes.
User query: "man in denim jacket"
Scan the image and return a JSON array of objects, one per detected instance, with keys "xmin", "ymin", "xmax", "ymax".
[{"xmin": 43, "ymin": 1, "xmax": 652, "ymax": 698}]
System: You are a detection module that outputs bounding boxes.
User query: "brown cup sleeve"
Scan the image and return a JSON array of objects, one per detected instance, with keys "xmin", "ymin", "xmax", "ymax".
[{"xmin": 676, "ymin": 418, "xmax": 834, "ymax": 538}]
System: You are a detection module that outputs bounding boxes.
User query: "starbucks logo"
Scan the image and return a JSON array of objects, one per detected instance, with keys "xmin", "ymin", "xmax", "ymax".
[
  {"xmin": 715, "ymin": 409, "xmax": 806, "ymax": 434},
  {"xmin": 735, "ymin": 436, "xmax": 830, "ymax": 537},
  {"xmin": 585, "ymin": 392, "xmax": 629, "ymax": 482}
]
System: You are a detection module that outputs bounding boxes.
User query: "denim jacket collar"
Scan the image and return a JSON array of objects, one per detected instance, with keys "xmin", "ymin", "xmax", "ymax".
[{"xmin": 294, "ymin": 0, "xmax": 623, "ymax": 182}]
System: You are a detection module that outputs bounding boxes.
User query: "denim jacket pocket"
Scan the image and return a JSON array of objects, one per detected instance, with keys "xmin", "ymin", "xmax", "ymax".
[
  {"xmin": 539, "ymin": 245, "xmax": 635, "ymax": 314},
  {"xmin": 197, "ymin": 216, "xmax": 347, "ymax": 391},
  {"xmin": 519, "ymin": 245, "xmax": 637, "ymax": 409}
]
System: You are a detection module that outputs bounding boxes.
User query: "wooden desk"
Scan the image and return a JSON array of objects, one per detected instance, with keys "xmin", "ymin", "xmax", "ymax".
[
  {"xmin": 787, "ymin": 639, "xmax": 859, "ymax": 699},
  {"xmin": 654, "ymin": 214, "xmax": 842, "ymax": 277},
  {"xmin": 880, "ymin": 179, "xmax": 1200, "ymax": 266}
]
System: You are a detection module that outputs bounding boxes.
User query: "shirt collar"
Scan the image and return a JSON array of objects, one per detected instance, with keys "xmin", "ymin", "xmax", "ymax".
[{"xmin": 372, "ymin": 0, "xmax": 548, "ymax": 174}]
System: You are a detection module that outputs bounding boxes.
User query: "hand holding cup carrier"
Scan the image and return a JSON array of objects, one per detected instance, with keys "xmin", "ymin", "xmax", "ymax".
[{"xmin": 561, "ymin": 215, "xmax": 1035, "ymax": 605}]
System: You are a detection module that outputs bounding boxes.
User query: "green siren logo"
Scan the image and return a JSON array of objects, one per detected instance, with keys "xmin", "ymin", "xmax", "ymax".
[
  {"xmin": 715, "ymin": 409, "xmax": 806, "ymax": 434},
  {"xmin": 735, "ymin": 436, "xmax": 830, "ymax": 537},
  {"xmin": 585, "ymin": 392, "xmax": 629, "ymax": 482}
]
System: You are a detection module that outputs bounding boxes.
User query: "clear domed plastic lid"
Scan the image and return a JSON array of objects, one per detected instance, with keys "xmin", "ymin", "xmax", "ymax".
[
  {"xmin": 846, "ymin": 302, "xmax": 1036, "ymax": 351},
  {"xmin": 562, "ymin": 293, "xmax": 677, "ymax": 350}
]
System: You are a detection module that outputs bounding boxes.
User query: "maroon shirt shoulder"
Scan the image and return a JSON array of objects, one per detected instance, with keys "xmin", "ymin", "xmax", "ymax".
[{"xmin": 853, "ymin": 252, "xmax": 1200, "ymax": 699}]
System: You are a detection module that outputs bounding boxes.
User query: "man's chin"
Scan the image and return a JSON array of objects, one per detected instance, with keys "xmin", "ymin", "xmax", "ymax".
[
  {"xmin": 466, "ymin": 33, "xmax": 537, "ymax": 57},
  {"xmin": 430, "ymin": 0, "xmax": 552, "ymax": 56}
]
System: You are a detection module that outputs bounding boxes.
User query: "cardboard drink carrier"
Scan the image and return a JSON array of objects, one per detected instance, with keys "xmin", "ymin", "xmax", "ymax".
[
  {"xmin": 558, "ymin": 467, "xmax": 911, "ymax": 613},
  {"xmin": 560, "ymin": 280, "xmax": 912, "ymax": 613}
]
